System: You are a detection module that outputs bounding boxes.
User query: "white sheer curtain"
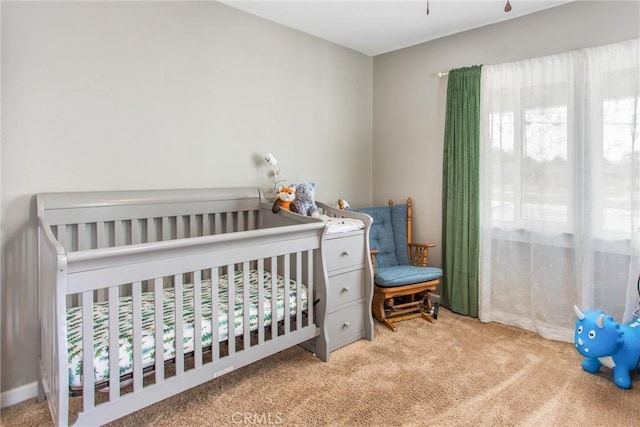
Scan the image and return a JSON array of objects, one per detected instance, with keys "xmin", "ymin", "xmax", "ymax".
[{"xmin": 479, "ymin": 39, "xmax": 639, "ymax": 342}]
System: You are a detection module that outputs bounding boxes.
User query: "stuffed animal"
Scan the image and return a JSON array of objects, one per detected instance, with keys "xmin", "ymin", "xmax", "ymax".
[
  {"xmin": 573, "ymin": 305, "xmax": 640, "ymax": 389},
  {"xmin": 271, "ymin": 185, "xmax": 296, "ymax": 213},
  {"xmin": 337, "ymin": 199, "xmax": 350, "ymax": 210},
  {"xmin": 290, "ymin": 182, "xmax": 320, "ymax": 218}
]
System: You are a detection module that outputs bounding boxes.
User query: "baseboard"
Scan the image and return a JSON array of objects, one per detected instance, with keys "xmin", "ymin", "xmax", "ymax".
[{"xmin": 1, "ymin": 381, "xmax": 37, "ymax": 408}]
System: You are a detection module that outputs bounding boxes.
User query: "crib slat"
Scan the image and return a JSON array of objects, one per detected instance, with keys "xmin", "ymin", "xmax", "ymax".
[
  {"xmin": 257, "ymin": 259, "xmax": 265, "ymax": 345},
  {"xmin": 174, "ymin": 275, "xmax": 184, "ymax": 375},
  {"xmin": 203, "ymin": 213, "xmax": 211, "ymax": 237},
  {"xmin": 94, "ymin": 221, "xmax": 108, "ymax": 301},
  {"xmin": 132, "ymin": 281, "xmax": 143, "ymax": 391},
  {"xmin": 296, "ymin": 252, "xmax": 302, "ymax": 330},
  {"xmin": 97, "ymin": 221, "xmax": 107, "ymax": 248},
  {"xmin": 284, "ymin": 255, "xmax": 290, "ymax": 334},
  {"xmin": 193, "ymin": 270, "xmax": 203, "ymax": 368},
  {"xmin": 131, "ymin": 219, "xmax": 141, "ymax": 245},
  {"xmin": 227, "ymin": 264, "xmax": 235, "ymax": 355},
  {"xmin": 77, "ymin": 223, "xmax": 89, "ymax": 251},
  {"xmin": 214, "ymin": 213, "xmax": 222, "ymax": 235},
  {"xmin": 237, "ymin": 212, "xmax": 245, "ymax": 233},
  {"xmin": 307, "ymin": 250, "xmax": 314, "ymax": 325},
  {"xmin": 154, "ymin": 278, "xmax": 164, "ymax": 384},
  {"xmin": 243, "ymin": 263, "xmax": 250, "ymax": 350},
  {"xmin": 190, "ymin": 215, "xmax": 197, "ymax": 238},
  {"xmin": 94, "ymin": 220, "xmax": 109, "ymax": 302},
  {"xmin": 82, "ymin": 291, "xmax": 95, "ymax": 411},
  {"xmin": 270, "ymin": 257, "xmax": 278, "ymax": 338},
  {"xmin": 147, "ymin": 218, "xmax": 156, "ymax": 243},
  {"xmin": 211, "ymin": 268, "xmax": 219, "ymax": 360},
  {"xmin": 247, "ymin": 210, "xmax": 255, "ymax": 231},
  {"xmin": 108, "ymin": 286, "xmax": 120, "ymax": 401},
  {"xmin": 177, "ymin": 216, "xmax": 185, "ymax": 239},
  {"xmin": 162, "ymin": 217, "xmax": 170, "ymax": 241},
  {"xmin": 114, "ymin": 220, "xmax": 124, "ymax": 246},
  {"xmin": 226, "ymin": 213, "xmax": 233, "ymax": 233}
]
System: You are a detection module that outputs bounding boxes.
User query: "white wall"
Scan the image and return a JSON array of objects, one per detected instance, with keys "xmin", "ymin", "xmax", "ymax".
[
  {"xmin": 0, "ymin": 1, "xmax": 372, "ymax": 394},
  {"xmin": 372, "ymin": 0, "xmax": 640, "ymax": 267}
]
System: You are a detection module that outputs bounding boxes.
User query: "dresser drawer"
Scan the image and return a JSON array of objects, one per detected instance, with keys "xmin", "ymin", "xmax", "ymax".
[
  {"xmin": 328, "ymin": 269, "xmax": 364, "ymax": 311},
  {"xmin": 327, "ymin": 304, "xmax": 365, "ymax": 351},
  {"xmin": 325, "ymin": 234, "xmax": 365, "ymax": 272}
]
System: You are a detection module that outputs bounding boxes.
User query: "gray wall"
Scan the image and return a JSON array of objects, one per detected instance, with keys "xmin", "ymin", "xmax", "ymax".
[
  {"xmin": 372, "ymin": 0, "xmax": 640, "ymax": 267},
  {"xmin": 0, "ymin": 1, "xmax": 372, "ymax": 394}
]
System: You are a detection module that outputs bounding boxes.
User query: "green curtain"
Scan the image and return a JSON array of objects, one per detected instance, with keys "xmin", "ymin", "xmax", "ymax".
[{"xmin": 441, "ymin": 65, "xmax": 481, "ymax": 317}]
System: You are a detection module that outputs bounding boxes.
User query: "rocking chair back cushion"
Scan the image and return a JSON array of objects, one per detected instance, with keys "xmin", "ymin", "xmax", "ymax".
[{"xmin": 356, "ymin": 204, "xmax": 408, "ymax": 268}]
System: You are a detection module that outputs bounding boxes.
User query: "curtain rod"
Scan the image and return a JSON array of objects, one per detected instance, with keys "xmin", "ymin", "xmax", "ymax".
[{"xmin": 438, "ymin": 72, "xmax": 449, "ymax": 77}]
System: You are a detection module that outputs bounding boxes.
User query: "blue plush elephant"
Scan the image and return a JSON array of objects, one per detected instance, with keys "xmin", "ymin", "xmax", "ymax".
[{"xmin": 290, "ymin": 182, "xmax": 320, "ymax": 218}]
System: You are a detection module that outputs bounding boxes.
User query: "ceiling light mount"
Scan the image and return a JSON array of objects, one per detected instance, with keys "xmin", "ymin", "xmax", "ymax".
[
  {"xmin": 505, "ymin": 0, "xmax": 512, "ymax": 12},
  {"xmin": 426, "ymin": 1, "xmax": 513, "ymax": 17}
]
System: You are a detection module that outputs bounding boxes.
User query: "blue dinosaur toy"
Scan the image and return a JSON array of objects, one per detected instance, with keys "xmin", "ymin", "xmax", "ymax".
[{"xmin": 573, "ymin": 305, "xmax": 640, "ymax": 389}]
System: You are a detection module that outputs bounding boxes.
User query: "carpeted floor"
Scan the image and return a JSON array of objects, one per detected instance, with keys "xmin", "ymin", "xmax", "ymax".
[{"xmin": 2, "ymin": 308, "xmax": 639, "ymax": 426}]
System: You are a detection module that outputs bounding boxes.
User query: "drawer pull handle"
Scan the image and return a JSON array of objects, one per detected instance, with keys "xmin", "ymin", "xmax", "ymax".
[
  {"xmin": 341, "ymin": 250, "xmax": 350, "ymax": 257},
  {"xmin": 342, "ymin": 286, "xmax": 350, "ymax": 293},
  {"xmin": 343, "ymin": 321, "xmax": 350, "ymax": 328}
]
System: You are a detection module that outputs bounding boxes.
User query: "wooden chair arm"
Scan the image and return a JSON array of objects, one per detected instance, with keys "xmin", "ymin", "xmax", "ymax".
[
  {"xmin": 370, "ymin": 249, "xmax": 378, "ymax": 274},
  {"xmin": 408, "ymin": 243, "xmax": 436, "ymax": 267}
]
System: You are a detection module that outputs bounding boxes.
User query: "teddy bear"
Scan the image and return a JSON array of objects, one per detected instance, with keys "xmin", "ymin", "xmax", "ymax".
[
  {"xmin": 290, "ymin": 182, "xmax": 320, "ymax": 218},
  {"xmin": 271, "ymin": 185, "xmax": 296, "ymax": 213}
]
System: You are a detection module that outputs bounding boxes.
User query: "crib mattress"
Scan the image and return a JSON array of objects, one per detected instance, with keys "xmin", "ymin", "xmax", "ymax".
[{"xmin": 66, "ymin": 270, "xmax": 308, "ymax": 388}]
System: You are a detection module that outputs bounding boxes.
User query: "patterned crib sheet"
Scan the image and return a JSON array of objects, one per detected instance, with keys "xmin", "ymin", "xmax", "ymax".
[{"xmin": 66, "ymin": 270, "xmax": 308, "ymax": 388}]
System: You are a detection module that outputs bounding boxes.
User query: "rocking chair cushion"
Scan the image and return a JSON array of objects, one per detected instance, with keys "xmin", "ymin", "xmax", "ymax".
[
  {"xmin": 375, "ymin": 265, "xmax": 443, "ymax": 288},
  {"xmin": 355, "ymin": 205, "xmax": 410, "ymax": 268},
  {"xmin": 357, "ymin": 206, "xmax": 399, "ymax": 267}
]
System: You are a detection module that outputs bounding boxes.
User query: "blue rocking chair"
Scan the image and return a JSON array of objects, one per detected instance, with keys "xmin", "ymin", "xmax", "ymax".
[{"xmin": 356, "ymin": 198, "xmax": 443, "ymax": 331}]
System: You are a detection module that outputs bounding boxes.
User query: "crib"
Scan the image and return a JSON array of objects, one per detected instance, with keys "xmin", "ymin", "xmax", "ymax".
[{"xmin": 37, "ymin": 187, "xmax": 329, "ymax": 426}]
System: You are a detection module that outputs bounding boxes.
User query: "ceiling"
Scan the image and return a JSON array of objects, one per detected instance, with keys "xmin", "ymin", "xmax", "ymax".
[{"xmin": 221, "ymin": 0, "xmax": 575, "ymax": 56}]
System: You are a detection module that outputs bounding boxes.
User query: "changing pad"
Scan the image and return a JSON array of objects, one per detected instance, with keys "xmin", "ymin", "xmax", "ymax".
[{"xmin": 320, "ymin": 215, "xmax": 365, "ymax": 234}]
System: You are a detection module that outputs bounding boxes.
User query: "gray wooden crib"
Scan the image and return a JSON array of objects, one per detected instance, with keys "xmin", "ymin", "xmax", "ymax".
[{"xmin": 37, "ymin": 187, "xmax": 329, "ymax": 426}]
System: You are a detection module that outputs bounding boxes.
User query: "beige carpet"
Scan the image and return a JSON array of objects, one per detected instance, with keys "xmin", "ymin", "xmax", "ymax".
[{"xmin": 3, "ymin": 308, "xmax": 639, "ymax": 426}]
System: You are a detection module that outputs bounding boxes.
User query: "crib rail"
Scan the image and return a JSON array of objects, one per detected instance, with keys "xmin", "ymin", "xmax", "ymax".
[
  {"xmin": 64, "ymin": 224, "xmax": 317, "ymax": 280},
  {"xmin": 37, "ymin": 188, "xmax": 329, "ymax": 426}
]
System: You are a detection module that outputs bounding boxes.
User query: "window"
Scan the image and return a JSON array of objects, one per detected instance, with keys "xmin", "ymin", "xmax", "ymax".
[
  {"xmin": 522, "ymin": 104, "xmax": 569, "ymax": 223},
  {"xmin": 488, "ymin": 83, "xmax": 571, "ymax": 231},
  {"xmin": 599, "ymin": 95, "xmax": 639, "ymax": 235}
]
